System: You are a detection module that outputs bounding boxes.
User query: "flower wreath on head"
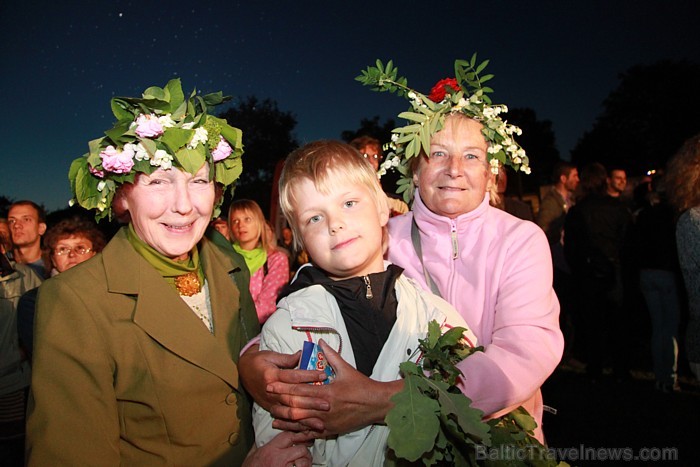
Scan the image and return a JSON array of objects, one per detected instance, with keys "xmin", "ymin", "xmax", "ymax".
[
  {"xmin": 356, "ymin": 53, "xmax": 529, "ymax": 204},
  {"xmin": 68, "ymin": 78, "xmax": 244, "ymax": 221}
]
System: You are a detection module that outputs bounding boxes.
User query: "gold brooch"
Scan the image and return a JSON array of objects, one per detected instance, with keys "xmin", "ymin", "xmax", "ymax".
[{"xmin": 175, "ymin": 272, "xmax": 201, "ymax": 297}]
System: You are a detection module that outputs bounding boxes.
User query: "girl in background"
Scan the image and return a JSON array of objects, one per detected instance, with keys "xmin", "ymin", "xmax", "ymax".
[{"xmin": 229, "ymin": 200, "xmax": 289, "ymax": 323}]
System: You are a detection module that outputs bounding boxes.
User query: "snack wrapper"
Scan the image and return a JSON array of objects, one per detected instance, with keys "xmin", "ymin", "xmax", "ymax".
[{"xmin": 299, "ymin": 341, "xmax": 335, "ymax": 385}]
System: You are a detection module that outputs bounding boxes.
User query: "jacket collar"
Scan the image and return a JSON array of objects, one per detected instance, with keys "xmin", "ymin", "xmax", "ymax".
[
  {"xmin": 413, "ymin": 188, "xmax": 490, "ymax": 231},
  {"xmin": 102, "ymin": 227, "xmax": 243, "ymax": 389}
]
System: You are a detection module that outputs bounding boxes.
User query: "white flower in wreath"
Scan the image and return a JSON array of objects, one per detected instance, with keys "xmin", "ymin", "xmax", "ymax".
[
  {"xmin": 158, "ymin": 114, "xmax": 176, "ymax": 128},
  {"xmin": 187, "ymin": 127, "xmax": 209, "ymax": 149},
  {"xmin": 134, "ymin": 142, "xmax": 150, "ymax": 161},
  {"xmin": 487, "ymin": 144, "xmax": 503, "ymax": 154},
  {"xmin": 151, "ymin": 149, "xmax": 174, "ymax": 170}
]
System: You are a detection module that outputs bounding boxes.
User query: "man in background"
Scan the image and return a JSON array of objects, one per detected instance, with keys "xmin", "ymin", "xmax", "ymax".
[
  {"xmin": 537, "ymin": 161, "xmax": 580, "ymax": 365},
  {"xmin": 607, "ymin": 168, "xmax": 628, "ymax": 199},
  {"xmin": 7, "ymin": 201, "xmax": 47, "ymax": 279}
]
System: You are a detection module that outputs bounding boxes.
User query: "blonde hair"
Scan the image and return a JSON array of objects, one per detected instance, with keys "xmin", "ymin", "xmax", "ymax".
[
  {"xmin": 279, "ymin": 140, "xmax": 389, "ymax": 250},
  {"xmin": 228, "ymin": 199, "xmax": 270, "ymax": 251}
]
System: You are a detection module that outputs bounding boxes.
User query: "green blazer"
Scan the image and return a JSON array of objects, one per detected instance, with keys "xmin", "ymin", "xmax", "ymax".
[{"xmin": 26, "ymin": 227, "xmax": 261, "ymax": 466}]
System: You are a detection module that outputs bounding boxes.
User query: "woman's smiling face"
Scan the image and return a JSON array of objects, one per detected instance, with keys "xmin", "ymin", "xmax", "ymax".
[
  {"xmin": 120, "ymin": 164, "xmax": 215, "ymax": 260},
  {"xmin": 413, "ymin": 115, "xmax": 490, "ymax": 218}
]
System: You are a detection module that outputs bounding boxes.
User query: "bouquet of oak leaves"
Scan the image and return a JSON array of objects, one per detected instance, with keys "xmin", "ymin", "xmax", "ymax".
[{"xmin": 384, "ymin": 321, "xmax": 568, "ymax": 466}]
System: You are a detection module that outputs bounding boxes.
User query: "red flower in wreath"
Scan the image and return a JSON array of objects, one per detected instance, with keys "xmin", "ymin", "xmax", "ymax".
[{"xmin": 428, "ymin": 78, "xmax": 460, "ymax": 102}]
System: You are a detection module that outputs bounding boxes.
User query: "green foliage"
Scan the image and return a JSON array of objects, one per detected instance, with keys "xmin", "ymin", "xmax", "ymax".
[{"xmin": 385, "ymin": 320, "xmax": 566, "ymax": 466}]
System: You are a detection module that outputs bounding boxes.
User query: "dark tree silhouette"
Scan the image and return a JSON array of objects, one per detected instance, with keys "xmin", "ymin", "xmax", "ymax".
[
  {"xmin": 506, "ymin": 107, "xmax": 561, "ymax": 195},
  {"xmin": 571, "ymin": 60, "xmax": 700, "ymax": 176},
  {"xmin": 218, "ymin": 97, "xmax": 299, "ymax": 217},
  {"xmin": 341, "ymin": 115, "xmax": 396, "ymax": 144}
]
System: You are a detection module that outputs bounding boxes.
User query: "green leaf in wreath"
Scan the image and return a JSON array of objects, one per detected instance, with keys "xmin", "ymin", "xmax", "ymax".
[
  {"xmin": 215, "ymin": 155, "xmax": 243, "ymax": 187},
  {"xmin": 161, "ymin": 127, "xmax": 193, "ymax": 152},
  {"xmin": 163, "ymin": 79, "xmax": 185, "ymax": 112},
  {"xmin": 175, "ymin": 147, "xmax": 206, "ymax": 175}
]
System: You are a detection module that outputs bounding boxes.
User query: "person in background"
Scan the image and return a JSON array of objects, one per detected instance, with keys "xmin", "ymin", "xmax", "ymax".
[
  {"xmin": 564, "ymin": 162, "xmax": 633, "ymax": 379},
  {"xmin": 210, "ymin": 216, "xmax": 231, "ymax": 241},
  {"xmin": 349, "ymin": 135, "xmax": 382, "ymax": 171},
  {"xmin": 16, "ymin": 216, "xmax": 106, "ymax": 362},
  {"xmin": 349, "ymin": 135, "xmax": 409, "ymax": 217},
  {"xmin": 281, "ymin": 226, "xmax": 294, "ymax": 252},
  {"xmin": 0, "ymin": 219, "xmax": 13, "ymax": 259},
  {"xmin": 491, "ymin": 165, "xmax": 534, "ymax": 221},
  {"xmin": 7, "ymin": 201, "xmax": 47, "ymax": 279},
  {"xmin": 537, "ymin": 161, "xmax": 579, "ymax": 245},
  {"xmin": 25, "ymin": 79, "xmax": 311, "ymax": 467},
  {"xmin": 229, "ymin": 199, "xmax": 290, "ymax": 323},
  {"xmin": 537, "ymin": 161, "xmax": 580, "ymax": 365},
  {"xmin": 606, "ymin": 167, "xmax": 628, "ymax": 199},
  {"xmin": 634, "ymin": 175, "xmax": 682, "ymax": 392},
  {"xmin": 240, "ymin": 56, "xmax": 563, "ymax": 444},
  {"xmin": 665, "ymin": 133, "xmax": 700, "ymax": 382},
  {"xmin": 280, "ymin": 226, "xmax": 305, "ymax": 279},
  {"xmin": 0, "ymin": 235, "xmax": 42, "ymax": 463}
]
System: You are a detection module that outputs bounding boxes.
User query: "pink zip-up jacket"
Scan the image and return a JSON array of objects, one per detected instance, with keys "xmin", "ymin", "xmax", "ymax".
[{"xmin": 387, "ymin": 190, "xmax": 563, "ymax": 442}]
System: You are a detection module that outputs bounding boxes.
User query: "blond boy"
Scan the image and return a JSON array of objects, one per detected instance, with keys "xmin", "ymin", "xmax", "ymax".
[{"xmin": 252, "ymin": 140, "xmax": 476, "ymax": 466}]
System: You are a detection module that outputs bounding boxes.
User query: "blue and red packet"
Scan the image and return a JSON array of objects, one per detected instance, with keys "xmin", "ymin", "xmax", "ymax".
[{"xmin": 298, "ymin": 341, "xmax": 335, "ymax": 385}]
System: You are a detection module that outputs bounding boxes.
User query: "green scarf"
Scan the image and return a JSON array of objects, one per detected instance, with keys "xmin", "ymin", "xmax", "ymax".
[
  {"xmin": 126, "ymin": 224, "xmax": 205, "ymax": 289},
  {"xmin": 233, "ymin": 243, "xmax": 267, "ymax": 275}
]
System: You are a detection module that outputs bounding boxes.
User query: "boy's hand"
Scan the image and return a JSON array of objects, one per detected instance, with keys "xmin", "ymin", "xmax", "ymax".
[
  {"xmin": 238, "ymin": 345, "xmax": 327, "ymax": 412},
  {"xmin": 268, "ymin": 339, "xmax": 404, "ymax": 436}
]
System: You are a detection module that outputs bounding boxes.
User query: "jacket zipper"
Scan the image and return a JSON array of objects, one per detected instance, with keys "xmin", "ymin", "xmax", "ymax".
[
  {"xmin": 290, "ymin": 325, "xmax": 344, "ymax": 355},
  {"xmin": 362, "ymin": 275, "xmax": 373, "ymax": 299}
]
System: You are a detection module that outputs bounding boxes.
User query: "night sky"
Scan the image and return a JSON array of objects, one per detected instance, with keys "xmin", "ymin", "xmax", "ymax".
[{"xmin": 1, "ymin": 0, "xmax": 698, "ymax": 212}]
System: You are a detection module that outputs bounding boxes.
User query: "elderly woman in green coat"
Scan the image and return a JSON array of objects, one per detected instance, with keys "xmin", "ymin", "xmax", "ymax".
[{"xmin": 25, "ymin": 80, "xmax": 311, "ymax": 466}]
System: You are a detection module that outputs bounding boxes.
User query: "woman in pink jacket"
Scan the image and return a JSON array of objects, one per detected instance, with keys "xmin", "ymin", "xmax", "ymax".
[{"xmin": 239, "ymin": 55, "xmax": 564, "ymax": 445}]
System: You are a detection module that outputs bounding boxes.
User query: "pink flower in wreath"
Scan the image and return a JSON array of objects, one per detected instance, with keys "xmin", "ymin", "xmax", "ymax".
[
  {"xmin": 212, "ymin": 137, "xmax": 233, "ymax": 162},
  {"xmin": 428, "ymin": 78, "xmax": 460, "ymax": 102},
  {"xmin": 134, "ymin": 114, "xmax": 164, "ymax": 138},
  {"xmin": 100, "ymin": 145, "xmax": 135, "ymax": 173},
  {"xmin": 89, "ymin": 164, "xmax": 105, "ymax": 178}
]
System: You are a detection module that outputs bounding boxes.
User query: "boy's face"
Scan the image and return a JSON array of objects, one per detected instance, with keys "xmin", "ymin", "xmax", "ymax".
[{"xmin": 291, "ymin": 177, "xmax": 388, "ymax": 280}]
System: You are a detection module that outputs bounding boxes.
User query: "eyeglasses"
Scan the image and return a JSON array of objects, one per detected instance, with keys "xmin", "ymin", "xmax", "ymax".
[{"xmin": 54, "ymin": 246, "xmax": 92, "ymax": 256}]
